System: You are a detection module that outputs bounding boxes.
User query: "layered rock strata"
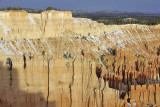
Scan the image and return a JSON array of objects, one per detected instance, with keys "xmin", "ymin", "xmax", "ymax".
[{"xmin": 0, "ymin": 10, "xmax": 160, "ymax": 107}]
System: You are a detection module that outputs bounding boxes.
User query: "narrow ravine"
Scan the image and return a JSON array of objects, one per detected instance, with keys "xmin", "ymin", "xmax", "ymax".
[
  {"xmin": 101, "ymin": 80, "xmax": 106, "ymax": 107},
  {"xmin": 69, "ymin": 59, "xmax": 75, "ymax": 107},
  {"xmin": 9, "ymin": 70, "xmax": 12, "ymax": 86},
  {"xmin": 46, "ymin": 57, "xmax": 52, "ymax": 107}
]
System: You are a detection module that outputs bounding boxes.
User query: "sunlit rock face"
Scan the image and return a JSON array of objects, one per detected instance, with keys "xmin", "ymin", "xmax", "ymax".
[
  {"xmin": 0, "ymin": 10, "xmax": 160, "ymax": 107},
  {"xmin": 0, "ymin": 10, "xmax": 107, "ymax": 40},
  {"xmin": 0, "ymin": 11, "xmax": 42, "ymax": 40}
]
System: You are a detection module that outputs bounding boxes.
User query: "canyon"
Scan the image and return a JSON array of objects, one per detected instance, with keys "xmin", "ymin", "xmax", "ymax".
[{"xmin": 0, "ymin": 10, "xmax": 160, "ymax": 107}]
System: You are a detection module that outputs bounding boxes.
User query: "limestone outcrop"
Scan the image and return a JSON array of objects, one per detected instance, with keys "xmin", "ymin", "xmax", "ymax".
[
  {"xmin": 0, "ymin": 10, "xmax": 108, "ymax": 40},
  {"xmin": 0, "ymin": 10, "xmax": 160, "ymax": 107}
]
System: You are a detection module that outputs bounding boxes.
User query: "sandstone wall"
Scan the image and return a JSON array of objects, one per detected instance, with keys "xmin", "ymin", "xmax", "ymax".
[
  {"xmin": 0, "ymin": 10, "xmax": 107, "ymax": 40},
  {"xmin": 0, "ymin": 11, "xmax": 42, "ymax": 40},
  {"xmin": 0, "ymin": 10, "xmax": 160, "ymax": 107},
  {"xmin": 0, "ymin": 54, "xmax": 128, "ymax": 107}
]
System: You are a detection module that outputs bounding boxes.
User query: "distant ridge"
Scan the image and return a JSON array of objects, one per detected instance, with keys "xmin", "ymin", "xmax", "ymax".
[{"xmin": 72, "ymin": 10, "xmax": 160, "ymax": 17}]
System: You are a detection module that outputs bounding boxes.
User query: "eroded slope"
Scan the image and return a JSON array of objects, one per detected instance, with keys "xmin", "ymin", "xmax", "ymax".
[{"xmin": 0, "ymin": 10, "xmax": 160, "ymax": 107}]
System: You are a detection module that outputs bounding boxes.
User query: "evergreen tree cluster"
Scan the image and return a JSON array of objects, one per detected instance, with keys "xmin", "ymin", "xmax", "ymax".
[
  {"xmin": 0, "ymin": 7, "xmax": 62, "ymax": 13},
  {"xmin": 46, "ymin": 7, "xmax": 58, "ymax": 10},
  {"xmin": 0, "ymin": 7, "xmax": 22, "ymax": 11}
]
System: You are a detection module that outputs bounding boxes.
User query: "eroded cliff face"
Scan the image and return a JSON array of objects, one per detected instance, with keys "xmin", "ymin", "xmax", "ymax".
[
  {"xmin": 0, "ymin": 10, "xmax": 160, "ymax": 107},
  {"xmin": 0, "ymin": 10, "xmax": 108, "ymax": 40}
]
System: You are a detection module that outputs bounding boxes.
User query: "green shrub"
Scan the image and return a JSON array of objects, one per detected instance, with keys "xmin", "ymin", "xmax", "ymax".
[{"xmin": 42, "ymin": 50, "xmax": 45, "ymax": 55}]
